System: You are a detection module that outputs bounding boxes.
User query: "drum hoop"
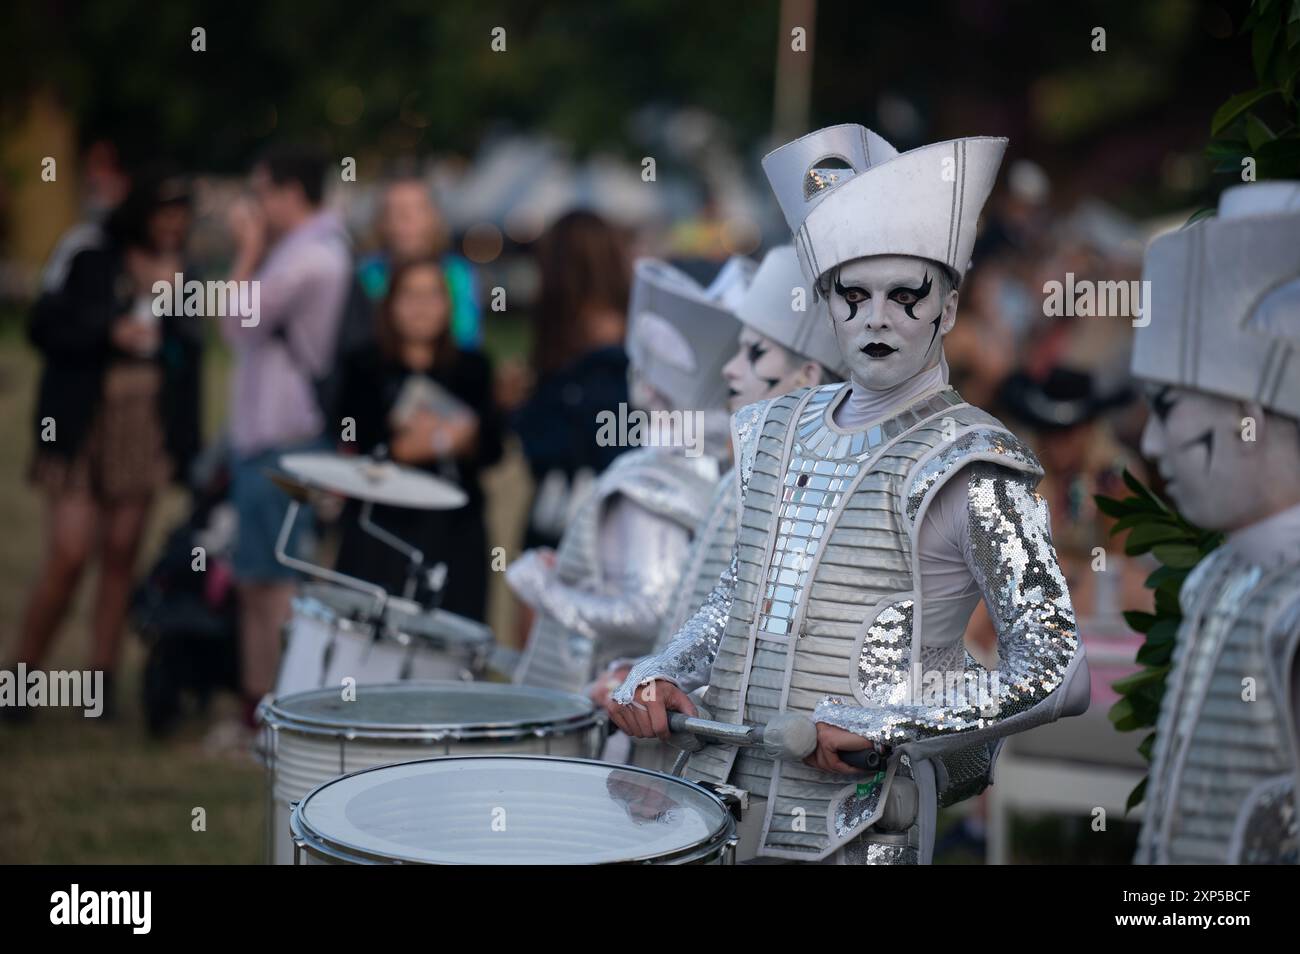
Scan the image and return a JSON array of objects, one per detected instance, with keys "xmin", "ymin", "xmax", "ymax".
[
  {"xmin": 261, "ymin": 683, "xmax": 603, "ymax": 740},
  {"xmin": 291, "ymin": 597, "xmax": 376, "ymax": 638},
  {"xmin": 290, "ymin": 755, "xmax": 736, "ymax": 866},
  {"xmin": 385, "ymin": 628, "xmax": 493, "ymax": 653},
  {"xmin": 262, "ymin": 712, "xmax": 605, "ymax": 743},
  {"xmin": 296, "ymin": 586, "xmax": 493, "ymax": 650},
  {"xmin": 294, "ymin": 620, "xmax": 485, "ymax": 655}
]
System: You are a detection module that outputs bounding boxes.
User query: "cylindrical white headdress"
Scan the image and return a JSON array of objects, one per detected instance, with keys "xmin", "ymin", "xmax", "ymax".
[
  {"xmin": 625, "ymin": 256, "xmax": 751, "ymax": 412},
  {"xmin": 762, "ymin": 126, "xmax": 1006, "ymax": 290},
  {"xmin": 1132, "ymin": 181, "xmax": 1300, "ymax": 419},
  {"xmin": 734, "ymin": 245, "xmax": 846, "ymax": 379}
]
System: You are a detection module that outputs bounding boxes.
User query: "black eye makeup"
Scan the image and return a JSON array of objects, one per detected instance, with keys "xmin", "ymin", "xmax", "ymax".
[
  {"xmin": 745, "ymin": 339, "xmax": 781, "ymax": 389},
  {"xmin": 1150, "ymin": 386, "xmax": 1178, "ymax": 422},
  {"xmin": 1178, "ymin": 428, "xmax": 1214, "ymax": 470},
  {"xmin": 833, "ymin": 274, "xmax": 870, "ymax": 320},
  {"xmin": 889, "ymin": 271, "xmax": 933, "ymax": 320}
]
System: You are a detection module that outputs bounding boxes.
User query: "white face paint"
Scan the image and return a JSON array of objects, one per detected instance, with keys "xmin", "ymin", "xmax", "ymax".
[
  {"xmin": 1139, "ymin": 384, "xmax": 1265, "ymax": 532},
  {"xmin": 721, "ymin": 327, "xmax": 806, "ymax": 412},
  {"xmin": 826, "ymin": 255, "xmax": 957, "ymax": 390}
]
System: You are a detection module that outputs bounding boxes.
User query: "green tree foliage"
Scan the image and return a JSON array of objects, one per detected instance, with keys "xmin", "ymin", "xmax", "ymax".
[
  {"xmin": 0, "ymin": 0, "xmax": 778, "ymax": 169},
  {"xmin": 1207, "ymin": 0, "xmax": 1300, "ymax": 180}
]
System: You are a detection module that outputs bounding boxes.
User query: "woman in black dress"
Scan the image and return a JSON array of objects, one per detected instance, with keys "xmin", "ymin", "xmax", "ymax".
[
  {"xmin": 6, "ymin": 169, "xmax": 201, "ymax": 720},
  {"xmin": 333, "ymin": 257, "xmax": 503, "ymax": 621}
]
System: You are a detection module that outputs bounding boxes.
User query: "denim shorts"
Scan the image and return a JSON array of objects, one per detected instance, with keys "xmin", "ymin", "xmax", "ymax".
[{"xmin": 231, "ymin": 437, "xmax": 329, "ymax": 582}]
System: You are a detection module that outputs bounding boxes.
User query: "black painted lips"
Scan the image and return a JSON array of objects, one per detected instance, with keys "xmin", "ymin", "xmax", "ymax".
[{"xmin": 862, "ymin": 342, "xmax": 898, "ymax": 358}]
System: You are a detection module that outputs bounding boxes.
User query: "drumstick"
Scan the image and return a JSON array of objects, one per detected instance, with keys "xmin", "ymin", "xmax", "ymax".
[
  {"xmin": 667, "ymin": 712, "xmax": 885, "ymax": 771},
  {"xmin": 667, "ymin": 713, "xmax": 764, "ymax": 747}
]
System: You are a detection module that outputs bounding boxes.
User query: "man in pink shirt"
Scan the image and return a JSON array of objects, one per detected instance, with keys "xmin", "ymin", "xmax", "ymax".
[{"xmin": 222, "ymin": 145, "xmax": 350, "ymax": 719}]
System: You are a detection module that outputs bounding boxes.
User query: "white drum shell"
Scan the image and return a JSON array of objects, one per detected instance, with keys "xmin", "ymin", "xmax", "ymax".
[
  {"xmin": 274, "ymin": 586, "xmax": 488, "ymax": 698},
  {"xmin": 263, "ymin": 684, "xmax": 603, "ymax": 865}
]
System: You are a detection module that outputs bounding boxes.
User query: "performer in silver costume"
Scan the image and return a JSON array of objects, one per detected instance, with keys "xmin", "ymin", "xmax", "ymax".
[
  {"xmin": 609, "ymin": 124, "xmax": 1089, "ymax": 864},
  {"xmin": 507, "ymin": 257, "xmax": 751, "ymax": 695},
  {"xmin": 1131, "ymin": 181, "xmax": 1300, "ymax": 865},
  {"xmin": 597, "ymin": 246, "xmax": 845, "ymax": 769},
  {"xmin": 664, "ymin": 246, "xmax": 848, "ymax": 652}
]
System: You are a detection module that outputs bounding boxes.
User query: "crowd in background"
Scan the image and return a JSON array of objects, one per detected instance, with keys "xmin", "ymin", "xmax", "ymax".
[{"xmin": 2, "ymin": 143, "xmax": 1156, "ymax": 735}]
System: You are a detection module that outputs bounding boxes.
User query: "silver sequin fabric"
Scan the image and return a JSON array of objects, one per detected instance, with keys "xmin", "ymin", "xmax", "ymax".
[
  {"xmin": 1237, "ymin": 777, "xmax": 1299, "ymax": 864},
  {"xmin": 906, "ymin": 428, "xmax": 1042, "ymax": 524},
  {"xmin": 834, "ymin": 778, "xmax": 888, "ymax": 836},
  {"xmin": 732, "ymin": 398, "xmax": 769, "ymax": 501},
  {"xmin": 615, "ymin": 550, "xmax": 738, "ymax": 702},
  {"xmin": 813, "ymin": 462, "xmax": 1078, "ymax": 744},
  {"xmin": 839, "ymin": 841, "xmax": 919, "ymax": 865},
  {"xmin": 613, "ymin": 401, "xmax": 770, "ymax": 703}
]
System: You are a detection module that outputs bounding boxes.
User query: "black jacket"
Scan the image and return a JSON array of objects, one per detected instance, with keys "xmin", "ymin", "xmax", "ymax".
[
  {"xmin": 511, "ymin": 345, "xmax": 631, "ymax": 549},
  {"xmin": 330, "ymin": 343, "xmax": 504, "ymax": 619},
  {"xmin": 28, "ymin": 242, "xmax": 203, "ymax": 481}
]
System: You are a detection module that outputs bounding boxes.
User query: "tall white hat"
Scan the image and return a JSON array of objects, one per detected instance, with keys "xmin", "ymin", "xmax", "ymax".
[
  {"xmin": 1132, "ymin": 181, "xmax": 1300, "ymax": 419},
  {"xmin": 626, "ymin": 256, "xmax": 751, "ymax": 411},
  {"xmin": 763, "ymin": 128, "xmax": 1006, "ymax": 289},
  {"xmin": 734, "ymin": 245, "xmax": 846, "ymax": 379}
]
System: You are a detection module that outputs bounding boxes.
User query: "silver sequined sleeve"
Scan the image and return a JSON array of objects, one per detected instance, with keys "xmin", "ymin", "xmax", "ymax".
[
  {"xmin": 506, "ymin": 495, "xmax": 692, "ymax": 643},
  {"xmin": 814, "ymin": 462, "xmax": 1079, "ymax": 745},
  {"xmin": 612, "ymin": 547, "xmax": 738, "ymax": 702},
  {"xmin": 610, "ymin": 399, "xmax": 770, "ymax": 704}
]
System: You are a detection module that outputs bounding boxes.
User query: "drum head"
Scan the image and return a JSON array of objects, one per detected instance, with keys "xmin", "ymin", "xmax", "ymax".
[
  {"xmin": 264, "ymin": 682, "xmax": 598, "ymax": 739},
  {"xmin": 294, "ymin": 756, "xmax": 734, "ymax": 864},
  {"xmin": 398, "ymin": 608, "xmax": 494, "ymax": 649}
]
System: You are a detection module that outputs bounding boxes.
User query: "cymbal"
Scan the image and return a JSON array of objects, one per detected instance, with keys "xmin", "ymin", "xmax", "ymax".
[{"xmin": 271, "ymin": 452, "xmax": 468, "ymax": 510}]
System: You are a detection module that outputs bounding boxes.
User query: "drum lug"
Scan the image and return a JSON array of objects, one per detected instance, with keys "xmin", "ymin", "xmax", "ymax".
[{"xmin": 698, "ymin": 782, "xmax": 749, "ymax": 822}]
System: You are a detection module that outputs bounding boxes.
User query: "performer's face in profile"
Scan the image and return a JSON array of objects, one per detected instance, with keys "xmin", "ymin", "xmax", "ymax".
[
  {"xmin": 1140, "ymin": 384, "xmax": 1266, "ymax": 532},
  {"xmin": 827, "ymin": 255, "xmax": 957, "ymax": 391},
  {"xmin": 722, "ymin": 328, "xmax": 802, "ymax": 412}
]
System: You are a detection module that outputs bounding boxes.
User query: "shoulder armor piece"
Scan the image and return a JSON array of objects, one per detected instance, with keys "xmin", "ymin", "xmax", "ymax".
[
  {"xmin": 597, "ymin": 448, "xmax": 719, "ymax": 531},
  {"xmin": 904, "ymin": 422, "xmax": 1043, "ymax": 528}
]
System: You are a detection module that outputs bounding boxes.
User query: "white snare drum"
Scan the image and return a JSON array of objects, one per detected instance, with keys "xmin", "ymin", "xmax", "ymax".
[
  {"xmin": 289, "ymin": 756, "xmax": 737, "ymax": 865},
  {"xmin": 274, "ymin": 582, "xmax": 493, "ymax": 697},
  {"xmin": 261, "ymin": 682, "xmax": 604, "ymax": 865}
]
